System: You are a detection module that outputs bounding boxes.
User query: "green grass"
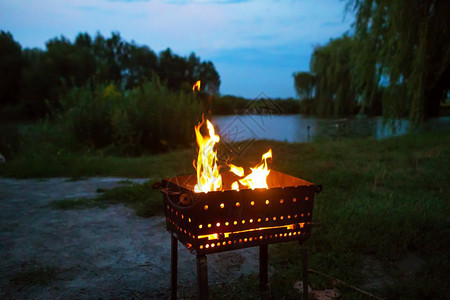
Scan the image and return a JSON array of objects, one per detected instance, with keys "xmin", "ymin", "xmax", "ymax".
[
  {"xmin": 1, "ymin": 132, "xmax": 449, "ymax": 298},
  {"xmin": 0, "ymin": 148, "xmax": 195, "ymax": 178}
]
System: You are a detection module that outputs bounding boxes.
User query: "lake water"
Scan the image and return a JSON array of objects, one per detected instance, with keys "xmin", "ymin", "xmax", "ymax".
[{"xmin": 212, "ymin": 114, "xmax": 450, "ymax": 143}]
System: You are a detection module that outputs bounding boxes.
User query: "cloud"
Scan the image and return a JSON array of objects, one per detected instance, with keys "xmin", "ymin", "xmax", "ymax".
[
  {"xmin": 107, "ymin": 0, "xmax": 149, "ymax": 2},
  {"xmin": 108, "ymin": 0, "xmax": 251, "ymax": 3},
  {"xmin": 166, "ymin": 0, "xmax": 251, "ymax": 4}
]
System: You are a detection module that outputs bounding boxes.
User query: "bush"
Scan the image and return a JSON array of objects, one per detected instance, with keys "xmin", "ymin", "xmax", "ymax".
[
  {"xmin": 55, "ymin": 77, "xmax": 203, "ymax": 155},
  {"xmin": 112, "ymin": 77, "xmax": 203, "ymax": 154},
  {"xmin": 0, "ymin": 124, "xmax": 21, "ymax": 159}
]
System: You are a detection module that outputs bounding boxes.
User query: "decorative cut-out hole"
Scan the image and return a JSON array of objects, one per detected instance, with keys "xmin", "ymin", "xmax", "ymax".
[
  {"xmin": 199, "ymin": 225, "xmax": 203, "ymax": 229},
  {"xmin": 181, "ymin": 214, "xmax": 184, "ymax": 219},
  {"xmin": 249, "ymin": 237, "xmax": 253, "ymax": 241},
  {"xmin": 176, "ymin": 211, "xmax": 178, "ymax": 215},
  {"xmin": 200, "ymin": 245, "xmax": 204, "ymax": 249},
  {"xmin": 260, "ymin": 236, "xmax": 263, "ymax": 240},
  {"xmin": 220, "ymin": 203, "xmax": 224, "ymax": 208},
  {"xmin": 293, "ymin": 197, "xmax": 297, "ymax": 202},
  {"xmin": 305, "ymin": 196, "xmax": 309, "ymax": 201},
  {"xmin": 289, "ymin": 232, "xmax": 292, "ymax": 236},
  {"xmin": 293, "ymin": 232, "xmax": 297, "ymax": 235},
  {"xmin": 258, "ymin": 218, "xmax": 262, "ymax": 222},
  {"xmin": 211, "ymin": 243, "xmax": 215, "ymax": 247},
  {"xmin": 250, "ymin": 219, "xmax": 253, "ymax": 223},
  {"xmin": 307, "ymin": 213, "xmax": 311, "ymax": 216},
  {"xmin": 250, "ymin": 201, "xmax": 255, "ymax": 205},
  {"xmin": 275, "ymin": 234, "xmax": 278, "ymax": 238},
  {"xmin": 288, "ymin": 215, "xmax": 291, "ymax": 219},
  {"xmin": 280, "ymin": 216, "xmax": 284, "ymax": 220},
  {"xmin": 294, "ymin": 214, "xmax": 298, "ymax": 218},
  {"xmin": 270, "ymin": 235, "xmax": 273, "ymax": 238},
  {"xmin": 273, "ymin": 217, "xmax": 277, "ymax": 221},
  {"xmin": 280, "ymin": 199, "xmax": 284, "ymax": 203},
  {"xmin": 234, "ymin": 221, "xmax": 237, "ymax": 225},
  {"xmin": 166, "ymin": 205, "xmax": 169, "ymax": 209},
  {"xmin": 204, "ymin": 205, "xmax": 208, "ymax": 210},
  {"xmin": 208, "ymin": 224, "xmax": 212, "ymax": 228},
  {"xmin": 301, "ymin": 213, "xmax": 304, "ymax": 217},
  {"xmin": 284, "ymin": 233, "xmax": 287, "ymax": 237},
  {"xmin": 228, "ymin": 241, "xmax": 232, "ymax": 245},
  {"xmin": 216, "ymin": 222, "xmax": 220, "ymax": 227},
  {"xmin": 239, "ymin": 239, "xmax": 242, "ymax": 243},
  {"xmin": 265, "ymin": 217, "xmax": 269, "ymax": 221},
  {"xmin": 244, "ymin": 238, "xmax": 248, "ymax": 242},
  {"xmin": 265, "ymin": 200, "xmax": 270, "ymax": 205},
  {"xmin": 236, "ymin": 202, "xmax": 240, "ymax": 207},
  {"xmin": 225, "ymin": 222, "xmax": 229, "ymax": 226},
  {"xmin": 188, "ymin": 218, "xmax": 191, "ymax": 223},
  {"xmin": 242, "ymin": 220, "xmax": 245, "ymax": 224},
  {"xmin": 205, "ymin": 244, "xmax": 209, "ymax": 248}
]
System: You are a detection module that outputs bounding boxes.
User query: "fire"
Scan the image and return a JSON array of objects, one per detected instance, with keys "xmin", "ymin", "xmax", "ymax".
[
  {"xmin": 228, "ymin": 163, "xmax": 244, "ymax": 177},
  {"xmin": 193, "ymin": 118, "xmax": 272, "ymax": 192},
  {"xmin": 238, "ymin": 149, "xmax": 272, "ymax": 189},
  {"xmin": 192, "ymin": 80, "xmax": 201, "ymax": 92},
  {"xmin": 194, "ymin": 116, "xmax": 222, "ymax": 193},
  {"xmin": 191, "ymin": 80, "xmax": 272, "ymax": 193}
]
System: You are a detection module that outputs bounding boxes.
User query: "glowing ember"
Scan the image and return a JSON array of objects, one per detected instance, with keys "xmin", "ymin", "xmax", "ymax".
[
  {"xmin": 238, "ymin": 149, "xmax": 272, "ymax": 189},
  {"xmin": 194, "ymin": 116, "xmax": 222, "ymax": 193}
]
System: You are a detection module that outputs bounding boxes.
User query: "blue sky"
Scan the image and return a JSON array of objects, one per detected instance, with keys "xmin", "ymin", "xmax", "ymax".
[{"xmin": 0, "ymin": 0, "xmax": 353, "ymax": 98}]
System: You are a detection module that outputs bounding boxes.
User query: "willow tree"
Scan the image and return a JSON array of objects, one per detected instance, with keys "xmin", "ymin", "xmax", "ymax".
[
  {"xmin": 347, "ymin": 0, "xmax": 450, "ymax": 123},
  {"xmin": 310, "ymin": 35, "xmax": 358, "ymax": 117},
  {"xmin": 293, "ymin": 72, "xmax": 315, "ymax": 100}
]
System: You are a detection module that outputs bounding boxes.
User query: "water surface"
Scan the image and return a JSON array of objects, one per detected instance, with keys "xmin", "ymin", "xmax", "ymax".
[{"xmin": 212, "ymin": 114, "xmax": 450, "ymax": 143}]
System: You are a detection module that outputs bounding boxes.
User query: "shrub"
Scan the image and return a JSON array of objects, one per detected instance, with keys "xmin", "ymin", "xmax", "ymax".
[{"xmin": 55, "ymin": 77, "xmax": 203, "ymax": 155}]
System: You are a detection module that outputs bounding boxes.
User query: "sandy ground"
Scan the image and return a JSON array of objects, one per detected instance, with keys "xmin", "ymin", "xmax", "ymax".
[{"xmin": 0, "ymin": 178, "xmax": 260, "ymax": 299}]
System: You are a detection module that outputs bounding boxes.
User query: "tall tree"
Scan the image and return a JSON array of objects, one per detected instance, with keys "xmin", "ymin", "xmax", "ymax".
[
  {"xmin": 347, "ymin": 0, "xmax": 450, "ymax": 123},
  {"xmin": 310, "ymin": 35, "xmax": 358, "ymax": 117},
  {"xmin": 0, "ymin": 31, "xmax": 22, "ymax": 106},
  {"xmin": 293, "ymin": 72, "xmax": 315, "ymax": 100}
]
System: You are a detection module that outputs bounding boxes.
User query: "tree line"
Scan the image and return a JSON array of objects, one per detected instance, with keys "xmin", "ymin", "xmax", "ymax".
[
  {"xmin": 294, "ymin": 0, "xmax": 450, "ymax": 123},
  {"xmin": 0, "ymin": 31, "xmax": 220, "ymax": 120}
]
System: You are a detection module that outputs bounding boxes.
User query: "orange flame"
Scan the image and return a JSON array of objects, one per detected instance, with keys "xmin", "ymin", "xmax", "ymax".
[
  {"xmin": 193, "ymin": 80, "xmax": 201, "ymax": 92},
  {"xmin": 194, "ymin": 116, "xmax": 222, "ymax": 193},
  {"xmin": 238, "ymin": 149, "xmax": 272, "ymax": 189},
  {"xmin": 231, "ymin": 181, "xmax": 240, "ymax": 191},
  {"xmin": 228, "ymin": 163, "xmax": 244, "ymax": 177}
]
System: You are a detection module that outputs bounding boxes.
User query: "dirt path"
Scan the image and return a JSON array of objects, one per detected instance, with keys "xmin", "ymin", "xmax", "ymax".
[{"xmin": 0, "ymin": 178, "xmax": 259, "ymax": 299}]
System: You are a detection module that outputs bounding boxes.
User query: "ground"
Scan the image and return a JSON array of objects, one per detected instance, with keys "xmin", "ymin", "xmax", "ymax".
[{"xmin": 0, "ymin": 178, "xmax": 260, "ymax": 299}]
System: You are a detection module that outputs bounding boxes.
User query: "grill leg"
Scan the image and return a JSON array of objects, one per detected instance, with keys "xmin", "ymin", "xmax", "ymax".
[
  {"xmin": 259, "ymin": 244, "xmax": 269, "ymax": 295},
  {"xmin": 171, "ymin": 235, "xmax": 178, "ymax": 300},
  {"xmin": 300, "ymin": 241, "xmax": 309, "ymax": 300},
  {"xmin": 196, "ymin": 255, "xmax": 208, "ymax": 300}
]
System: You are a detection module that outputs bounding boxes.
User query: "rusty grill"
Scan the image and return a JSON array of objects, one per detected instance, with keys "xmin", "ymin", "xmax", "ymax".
[{"xmin": 162, "ymin": 170, "xmax": 322, "ymax": 299}]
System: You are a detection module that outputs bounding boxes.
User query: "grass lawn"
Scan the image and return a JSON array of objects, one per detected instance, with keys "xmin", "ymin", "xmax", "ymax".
[{"xmin": 1, "ymin": 132, "xmax": 449, "ymax": 299}]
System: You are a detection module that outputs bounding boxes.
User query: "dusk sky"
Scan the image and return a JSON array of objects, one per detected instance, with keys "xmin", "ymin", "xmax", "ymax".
[{"xmin": 0, "ymin": 0, "xmax": 353, "ymax": 98}]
